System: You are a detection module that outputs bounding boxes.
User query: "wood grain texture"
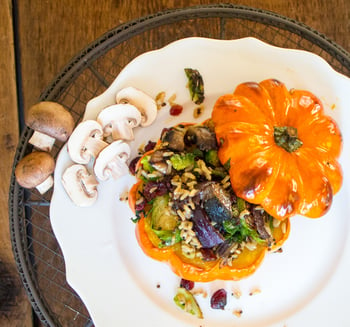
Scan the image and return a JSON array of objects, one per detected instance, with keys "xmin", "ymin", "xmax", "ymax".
[
  {"xmin": 1, "ymin": 1, "xmax": 350, "ymax": 326},
  {"xmin": 17, "ymin": 0, "xmax": 350, "ymax": 113},
  {"xmin": 0, "ymin": 0, "xmax": 32, "ymax": 326}
]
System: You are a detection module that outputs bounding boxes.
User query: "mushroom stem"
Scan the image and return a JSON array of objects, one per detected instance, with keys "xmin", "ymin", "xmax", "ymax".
[
  {"xmin": 67, "ymin": 120, "xmax": 108, "ymax": 164},
  {"xmin": 112, "ymin": 120, "xmax": 137, "ymax": 141},
  {"xmin": 35, "ymin": 175, "xmax": 54, "ymax": 194},
  {"xmin": 84, "ymin": 136, "xmax": 108, "ymax": 159},
  {"xmin": 29, "ymin": 131, "xmax": 56, "ymax": 152},
  {"xmin": 103, "ymin": 156, "xmax": 129, "ymax": 180},
  {"xmin": 97, "ymin": 104, "xmax": 142, "ymax": 142}
]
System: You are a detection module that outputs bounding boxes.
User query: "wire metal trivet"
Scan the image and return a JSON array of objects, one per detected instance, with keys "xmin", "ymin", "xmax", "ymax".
[{"xmin": 8, "ymin": 4, "xmax": 350, "ymax": 327}]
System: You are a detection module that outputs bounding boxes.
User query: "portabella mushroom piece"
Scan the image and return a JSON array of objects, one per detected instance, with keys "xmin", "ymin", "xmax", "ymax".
[
  {"xmin": 61, "ymin": 164, "xmax": 99, "ymax": 207},
  {"xmin": 67, "ymin": 120, "xmax": 108, "ymax": 164},
  {"xmin": 94, "ymin": 140, "xmax": 131, "ymax": 181},
  {"xmin": 116, "ymin": 86, "xmax": 157, "ymax": 127},
  {"xmin": 15, "ymin": 151, "xmax": 55, "ymax": 194},
  {"xmin": 97, "ymin": 103, "xmax": 141, "ymax": 141},
  {"xmin": 26, "ymin": 101, "xmax": 75, "ymax": 151},
  {"xmin": 184, "ymin": 125, "xmax": 217, "ymax": 151}
]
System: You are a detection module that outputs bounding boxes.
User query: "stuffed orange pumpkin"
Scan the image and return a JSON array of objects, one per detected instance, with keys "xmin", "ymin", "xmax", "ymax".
[
  {"xmin": 212, "ymin": 79, "xmax": 343, "ymax": 220},
  {"xmin": 129, "ymin": 122, "xmax": 290, "ymax": 282}
]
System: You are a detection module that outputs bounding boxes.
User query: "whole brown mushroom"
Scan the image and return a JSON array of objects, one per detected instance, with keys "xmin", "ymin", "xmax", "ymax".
[
  {"xmin": 15, "ymin": 151, "xmax": 55, "ymax": 194},
  {"xmin": 26, "ymin": 101, "xmax": 75, "ymax": 151}
]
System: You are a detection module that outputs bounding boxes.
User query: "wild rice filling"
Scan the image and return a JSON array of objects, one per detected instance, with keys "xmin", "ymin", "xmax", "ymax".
[{"xmin": 134, "ymin": 121, "xmax": 285, "ymax": 267}]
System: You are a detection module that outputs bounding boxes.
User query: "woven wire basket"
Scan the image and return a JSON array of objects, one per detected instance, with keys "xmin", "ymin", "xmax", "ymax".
[{"xmin": 8, "ymin": 4, "xmax": 350, "ymax": 327}]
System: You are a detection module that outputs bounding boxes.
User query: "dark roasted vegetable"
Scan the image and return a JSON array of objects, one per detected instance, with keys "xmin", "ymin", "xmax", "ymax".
[
  {"xmin": 162, "ymin": 128, "xmax": 185, "ymax": 152},
  {"xmin": 203, "ymin": 197, "xmax": 232, "ymax": 223},
  {"xmin": 184, "ymin": 68, "xmax": 205, "ymax": 104},
  {"xmin": 199, "ymin": 182, "xmax": 232, "ymax": 214},
  {"xmin": 192, "ymin": 207, "xmax": 225, "ymax": 248},
  {"xmin": 184, "ymin": 126, "xmax": 217, "ymax": 151}
]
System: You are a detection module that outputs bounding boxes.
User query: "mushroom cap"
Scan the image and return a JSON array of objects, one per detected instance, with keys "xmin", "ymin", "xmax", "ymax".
[
  {"xmin": 116, "ymin": 87, "xmax": 157, "ymax": 127},
  {"xmin": 61, "ymin": 164, "xmax": 98, "ymax": 207},
  {"xmin": 67, "ymin": 120, "xmax": 105, "ymax": 164},
  {"xmin": 15, "ymin": 151, "xmax": 55, "ymax": 188},
  {"xmin": 94, "ymin": 140, "xmax": 131, "ymax": 181},
  {"xmin": 26, "ymin": 101, "xmax": 75, "ymax": 142},
  {"xmin": 97, "ymin": 103, "xmax": 142, "ymax": 140}
]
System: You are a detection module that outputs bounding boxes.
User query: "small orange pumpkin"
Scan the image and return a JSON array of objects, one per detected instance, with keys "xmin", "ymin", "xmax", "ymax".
[{"xmin": 212, "ymin": 79, "xmax": 343, "ymax": 220}]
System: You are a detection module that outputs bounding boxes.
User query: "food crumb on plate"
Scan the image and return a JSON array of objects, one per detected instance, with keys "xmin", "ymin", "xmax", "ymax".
[
  {"xmin": 233, "ymin": 308, "xmax": 243, "ymax": 317},
  {"xmin": 231, "ymin": 288, "xmax": 242, "ymax": 299},
  {"xmin": 249, "ymin": 287, "xmax": 261, "ymax": 296},
  {"xmin": 119, "ymin": 189, "xmax": 129, "ymax": 202},
  {"xmin": 193, "ymin": 105, "xmax": 205, "ymax": 119},
  {"xmin": 155, "ymin": 91, "xmax": 166, "ymax": 109},
  {"xmin": 192, "ymin": 288, "xmax": 208, "ymax": 298}
]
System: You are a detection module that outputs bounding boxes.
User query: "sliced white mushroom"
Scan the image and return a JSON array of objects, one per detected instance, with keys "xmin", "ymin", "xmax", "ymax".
[
  {"xmin": 67, "ymin": 120, "xmax": 108, "ymax": 164},
  {"xmin": 94, "ymin": 140, "xmax": 131, "ymax": 181},
  {"xmin": 116, "ymin": 87, "xmax": 158, "ymax": 127},
  {"xmin": 61, "ymin": 164, "xmax": 99, "ymax": 207},
  {"xmin": 97, "ymin": 103, "xmax": 141, "ymax": 141}
]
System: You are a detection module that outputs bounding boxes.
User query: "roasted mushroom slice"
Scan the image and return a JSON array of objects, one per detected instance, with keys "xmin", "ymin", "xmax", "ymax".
[
  {"xmin": 161, "ymin": 128, "xmax": 185, "ymax": 152},
  {"xmin": 97, "ymin": 103, "xmax": 142, "ymax": 141},
  {"xmin": 251, "ymin": 207, "xmax": 273, "ymax": 241},
  {"xmin": 15, "ymin": 151, "xmax": 55, "ymax": 194},
  {"xmin": 94, "ymin": 140, "xmax": 131, "ymax": 181},
  {"xmin": 67, "ymin": 120, "xmax": 108, "ymax": 164},
  {"xmin": 184, "ymin": 126, "xmax": 217, "ymax": 151},
  {"xmin": 61, "ymin": 164, "xmax": 99, "ymax": 207},
  {"xmin": 116, "ymin": 87, "xmax": 157, "ymax": 127},
  {"xmin": 26, "ymin": 101, "xmax": 75, "ymax": 152}
]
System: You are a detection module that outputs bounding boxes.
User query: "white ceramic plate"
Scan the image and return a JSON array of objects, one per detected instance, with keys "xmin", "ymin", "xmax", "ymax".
[{"xmin": 50, "ymin": 37, "xmax": 350, "ymax": 327}]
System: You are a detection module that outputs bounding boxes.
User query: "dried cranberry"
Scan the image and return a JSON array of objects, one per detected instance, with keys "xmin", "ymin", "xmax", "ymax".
[
  {"xmin": 129, "ymin": 156, "xmax": 141, "ymax": 175},
  {"xmin": 180, "ymin": 278, "xmax": 195, "ymax": 291},
  {"xmin": 210, "ymin": 289, "xmax": 227, "ymax": 310},
  {"xmin": 145, "ymin": 140, "xmax": 156, "ymax": 152},
  {"xmin": 170, "ymin": 104, "xmax": 183, "ymax": 116},
  {"xmin": 200, "ymin": 248, "xmax": 217, "ymax": 262},
  {"xmin": 135, "ymin": 199, "xmax": 145, "ymax": 212},
  {"xmin": 143, "ymin": 181, "xmax": 168, "ymax": 202}
]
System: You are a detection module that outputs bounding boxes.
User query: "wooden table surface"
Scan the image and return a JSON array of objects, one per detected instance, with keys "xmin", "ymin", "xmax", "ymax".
[{"xmin": 1, "ymin": 0, "xmax": 349, "ymax": 326}]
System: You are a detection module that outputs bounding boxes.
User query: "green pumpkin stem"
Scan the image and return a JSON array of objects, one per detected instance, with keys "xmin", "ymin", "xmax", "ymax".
[{"xmin": 273, "ymin": 126, "xmax": 303, "ymax": 152}]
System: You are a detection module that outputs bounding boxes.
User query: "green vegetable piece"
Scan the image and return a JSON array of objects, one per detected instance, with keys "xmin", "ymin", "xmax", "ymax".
[
  {"xmin": 184, "ymin": 68, "xmax": 205, "ymax": 104},
  {"xmin": 237, "ymin": 197, "xmax": 246, "ymax": 213},
  {"xmin": 153, "ymin": 229, "xmax": 181, "ymax": 247},
  {"xmin": 174, "ymin": 287, "xmax": 203, "ymax": 319},
  {"xmin": 223, "ymin": 217, "xmax": 265, "ymax": 244},
  {"xmin": 224, "ymin": 158, "xmax": 231, "ymax": 171},
  {"xmin": 204, "ymin": 149, "xmax": 220, "ymax": 167},
  {"xmin": 211, "ymin": 167, "xmax": 227, "ymax": 179},
  {"xmin": 151, "ymin": 195, "xmax": 178, "ymax": 231},
  {"xmin": 170, "ymin": 153, "xmax": 195, "ymax": 170},
  {"xmin": 140, "ymin": 155, "xmax": 154, "ymax": 173}
]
